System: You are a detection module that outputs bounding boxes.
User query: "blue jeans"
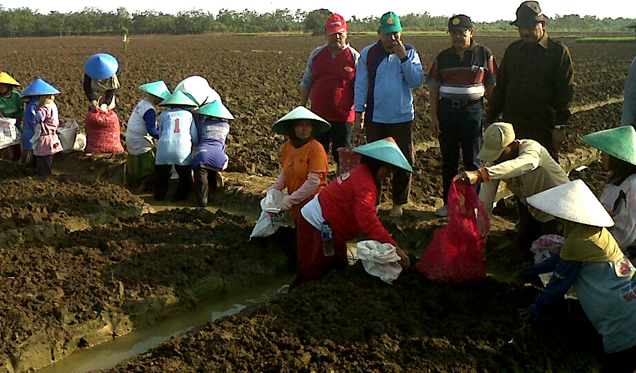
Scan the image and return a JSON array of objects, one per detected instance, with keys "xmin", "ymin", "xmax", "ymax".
[{"xmin": 438, "ymin": 99, "xmax": 484, "ymax": 204}]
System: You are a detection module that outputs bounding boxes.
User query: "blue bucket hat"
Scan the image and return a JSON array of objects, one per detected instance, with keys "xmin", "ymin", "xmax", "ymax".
[
  {"xmin": 84, "ymin": 53, "xmax": 119, "ymax": 80},
  {"xmin": 21, "ymin": 78, "xmax": 60, "ymax": 97},
  {"xmin": 196, "ymin": 101, "xmax": 234, "ymax": 120},
  {"xmin": 354, "ymin": 137, "xmax": 413, "ymax": 172}
]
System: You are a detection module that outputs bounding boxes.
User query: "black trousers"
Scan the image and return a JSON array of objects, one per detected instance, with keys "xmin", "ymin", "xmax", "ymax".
[
  {"xmin": 155, "ymin": 164, "xmax": 192, "ymax": 201},
  {"xmin": 365, "ymin": 120, "xmax": 414, "ymax": 206},
  {"xmin": 315, "ymin": 121, "xmax": 353, "ymax": 165},
  {"xmin": 518, "ymin": 201, "xmax": 561, "ymax": 251},
  {"xmin": 35, "ymin": 155, "xmax": 53, "ymax": 176},
  {"xmin": 193, "ymin": 165, "xmax": 221, "ymax": 207}
]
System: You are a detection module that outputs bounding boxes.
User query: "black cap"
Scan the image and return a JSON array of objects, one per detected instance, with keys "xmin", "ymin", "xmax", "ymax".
[
  {"xmin": 448, "ymin": 14, "xmax": 473, "ymax": 31},
  {"xmin": 510, "ymin": 1, "xmax": 546, "ymax": 28}
]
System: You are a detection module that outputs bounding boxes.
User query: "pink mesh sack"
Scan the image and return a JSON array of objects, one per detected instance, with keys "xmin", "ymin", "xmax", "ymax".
[
  {"xmin": 85, "ymin": 109, "xmax": 124, "ymax": 154},
  {"xmin": 415, "ymin": 180, "xmax": 490, "ymax": 284}
]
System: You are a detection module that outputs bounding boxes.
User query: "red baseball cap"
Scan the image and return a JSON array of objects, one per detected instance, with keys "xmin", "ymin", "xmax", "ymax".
[{"xmin": 326, "ymin": 14, "xmax": 347, "ymax": 34}]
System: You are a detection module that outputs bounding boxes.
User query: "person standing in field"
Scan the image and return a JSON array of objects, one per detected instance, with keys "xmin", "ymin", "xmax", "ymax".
[
  {"xmin": 125, "ymin": 81, "xmax": 171, "ymax": 191},
  {"xmin": 83, "ymin": 53, "xmax": 120, "ymax": 113},
  {"xmin": 622, "ymin": 56, "xmax": 636, "ymax": 127},
  {"xmin": 486, "ymin": 1, "xmax": 574, "ymax": 161},
  {"xmin": 0, "ymin": 72, "xmax": 23, "ymax": 161},
  {"xmin": 300, "ymin": 13, "xmax": 360, "ymax": 169},
  {"xmin": 427, "ymin": 14, "xmax": 498, "ymax": 217},
  {"xmin": 353, "ymin": 11, "xmax": 425, "ymax": 218}
]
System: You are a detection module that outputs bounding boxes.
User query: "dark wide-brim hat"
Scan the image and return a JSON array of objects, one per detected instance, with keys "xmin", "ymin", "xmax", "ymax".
[
  {"xmin": 273, "ymin": 106, "xmax": 330, "ymax": 136},
  {"xmin": 510, "ymin": 1, "xmax": 547, "ymax": 28}
]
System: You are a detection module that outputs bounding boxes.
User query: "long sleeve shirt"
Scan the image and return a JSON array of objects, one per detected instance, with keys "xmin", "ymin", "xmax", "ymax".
[
  {"xmin": 22, "ymin": 98, "xmax": 40, "ymax": 151},
  {"xmin": 155, "ymin": 108, "xmax": 198, "ymax": 166},
  {"xmin": 478, "ymin": 139, "xmax": 569, "ymax": 222},
  {"xmin": 622, "ymin": 57, "xmax": 636, "ymax": 127},
  {"xmin": 126, "ymin": 99, "xmax": 158, "ymax": 155},
  {"xmin": 354, "ymin": 41, "xmax": 424, "ymax": 124}
]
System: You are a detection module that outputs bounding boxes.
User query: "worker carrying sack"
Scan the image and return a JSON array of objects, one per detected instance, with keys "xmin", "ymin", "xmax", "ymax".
[
  {"xmin": 250, "ymin": 189, "xmax": 287, "ymax": 239},
  {"xmin": 415, "ymin": 180, "xmax": 489, "ymax": 284},
  {"xmin": 85, "ymin": 109, "xmax": 123, "ymax": 153}
]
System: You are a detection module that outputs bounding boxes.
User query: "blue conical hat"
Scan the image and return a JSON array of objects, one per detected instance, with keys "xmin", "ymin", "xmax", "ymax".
[
  {"xmin": 159, "ymin": 90, "xmax": 198, "ymax": 108},
  {"xmin": 84, "ymin": 53, "xmax": 119, "ymax": 80},
  {"xmin": 273, "ymin": 106, "xmax": 330, "ymax": 136},
  {"xmin": 139, "ymin": 81, "xmax": 171, "ymax": 100},
  {"xmin": 196, "ymin": 101, "xmax": 234, "ymax": 120},
  {"xmin": 21, "ymin": 79, "xmax": 60, "ymax": 96},
  {"xmin": 582, "ymin": 126, "xmax": 636, "ymax": 166},
  {"xmin": 354, "ymin": 137, "xmax": 413, "ymax": 172}
]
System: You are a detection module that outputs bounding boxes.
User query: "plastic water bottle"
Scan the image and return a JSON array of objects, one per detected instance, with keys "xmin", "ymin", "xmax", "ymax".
[{"xmin": 321, "ymin": 221, "xmax": 334, "ymax": 257}]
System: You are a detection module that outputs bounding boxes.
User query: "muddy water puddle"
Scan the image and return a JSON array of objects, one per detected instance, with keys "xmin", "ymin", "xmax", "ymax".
[{"xmin": 37, "ymin": 275, "xmax": 294, "ymax": 373}]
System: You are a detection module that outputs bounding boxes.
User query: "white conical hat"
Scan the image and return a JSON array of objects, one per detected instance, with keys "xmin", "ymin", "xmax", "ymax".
[
  {"xmin": 526, "ymin": 180, "xmax": 614, "ymax": 227},
  {"xmin": 174, "ymin": 76, "xmax": 220, "ymax": 107}
]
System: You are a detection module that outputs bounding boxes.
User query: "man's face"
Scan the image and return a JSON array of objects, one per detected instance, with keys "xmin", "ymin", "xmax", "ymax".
[
  {"xmin": 378, "ymin": 31, "xmax": 402, "ymax": 52},
  {"xmin": 450, "ymin": 29, "xmax": 473, "ymax": 52},
  {"xmin": 327, "ymin": 31, "xmax": 347, "ymax": 51},
  {"xmin": 518, "ymin": 21, "xmax": 545, "ymax": 44}
]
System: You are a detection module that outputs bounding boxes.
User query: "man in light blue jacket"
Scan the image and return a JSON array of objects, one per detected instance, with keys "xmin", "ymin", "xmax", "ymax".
[{"xmin": 353, "ymin": 11, "xmax": 424, "ymax": 217}]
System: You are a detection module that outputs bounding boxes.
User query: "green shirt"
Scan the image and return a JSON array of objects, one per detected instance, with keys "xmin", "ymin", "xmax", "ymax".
[{"xmin": 0, "ymin": 90, "xmax": 24, "ymax": 122}]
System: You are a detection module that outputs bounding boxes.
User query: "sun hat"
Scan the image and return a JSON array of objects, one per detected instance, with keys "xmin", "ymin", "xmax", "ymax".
[
  {"xmin": 0, "ymin": 72, "xmax": 19, "ymax": 86},
  {"xmin": 273, "ymin": 106, "xmax": 330, "ymax": 136},
  {"xmin": 196, "ymin": 100, "xmax": 234, "ymax": 120},
  {"xmin": 379, "ymin": 12, "xmax": 402, "ymax": 34},
  {"xmin": 139, "ymin": 81, "xmax": 171, "ymax": 101},
  {"xmin": 581, "ymin": 126, "xmax": 636, "ymax": 166},
  {"xmin": 448, "ymin": 14, "xmax": 474, "ymax": 31},
  {"xmin": 21, "ymin": 79, "xmax": 60, "ymax": 96},
  {"xmin": 477, "ymin": 122, "xmax": 516, "ymax": 162},
  {"xmin": 174, "ymin": 76, "xmax": 220, "ymax": 107},
  {"xmin": 510, "ymin": 1, "xmax": 547, "ymax": 28},
  {"xmin": 526, "ymin": 179, "xmax": 614, "ymax": 227},
  {"xmin": 326, "ymin": 13, "xmax": 347, "ymax": 34},
  {"xmin": 354, "ymin": 137, "xmax": 413, "ymax": 173},
  {"xmin": 84, "ymin": 53, "xmax": 119, "ymax": 80},
  {"xmin": 159, "ymin": 90, "xmax": 198, "ymax": 108}
]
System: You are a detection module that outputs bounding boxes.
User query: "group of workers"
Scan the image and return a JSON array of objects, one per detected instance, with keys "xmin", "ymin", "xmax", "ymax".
[{"xmin": 1, "ymin": 1, "xmax": 636, "ymax": 370}]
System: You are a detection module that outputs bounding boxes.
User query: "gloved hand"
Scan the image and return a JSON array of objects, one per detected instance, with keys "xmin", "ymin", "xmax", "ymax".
[
  {"xmin": 100, "ymin": 104, "xmax": 109, "ymax": 114},
  {"xmin": 279, "ymin": 196, "xmax": 293, "ymax": 212}
]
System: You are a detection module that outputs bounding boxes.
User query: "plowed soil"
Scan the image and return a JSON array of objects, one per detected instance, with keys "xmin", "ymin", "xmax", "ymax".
[{"xmin": 0, "ymin": 33, "xmax": 632, "ymax": 372}]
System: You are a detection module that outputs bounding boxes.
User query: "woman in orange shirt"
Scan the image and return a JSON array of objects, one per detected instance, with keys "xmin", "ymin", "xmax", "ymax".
[{"xmin": 269, "ymin": 106, "xmax": 330, "ymax": 220}]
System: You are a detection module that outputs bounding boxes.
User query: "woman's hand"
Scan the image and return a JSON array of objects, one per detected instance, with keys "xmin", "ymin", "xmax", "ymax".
[{"xmin": 396, "ymin": 247, "xmax": 411, "ymax": 270}]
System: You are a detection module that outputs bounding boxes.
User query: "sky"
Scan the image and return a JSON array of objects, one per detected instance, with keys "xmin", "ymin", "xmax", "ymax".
[{"xmin": 8, "ymin": 0, "xmax": 636, "ymax": 23}]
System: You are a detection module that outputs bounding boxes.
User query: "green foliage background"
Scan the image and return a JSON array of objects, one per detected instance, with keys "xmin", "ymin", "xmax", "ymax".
[{"xmin": 0, "ymin": 5, "xmax": 633, "ymax": 37}]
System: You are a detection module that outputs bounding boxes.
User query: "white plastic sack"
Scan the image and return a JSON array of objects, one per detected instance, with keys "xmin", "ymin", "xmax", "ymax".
[
  {"xmin": 73, "ymin": 133, "xmax": 87, "ymax": 152},
  {"xmin": 0, "ymin": 117, "xmax": 21, "ymax": 149},
  {"xmin": 249, "ymin": 189, "xmax": 287, "ymax": 239},
  {"xmin": 57, "ymin": 120, "xmax": 79, "ymax": 152},
  {"xmin": 357, "ymin": 240, "xmax": 402, "ymax": 284}
]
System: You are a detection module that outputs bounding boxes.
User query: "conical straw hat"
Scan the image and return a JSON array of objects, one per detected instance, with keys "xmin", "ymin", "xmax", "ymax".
[
  {"xmin": 582, "ymin": 126, "xmax": 636, "ymax": 166},
  {"xmin": 21, "ymin": 79, "xmax": 60, "ymax": 96},
  {"xmin": 196, "ymin": 101, "xmax": 234, "ymax": 120},
  {"xmin": 174, "ymin": 76, "xmax": 220, "ymax": 106},
  {"xmin": 354, "ymin": 137, "xmax": 413, "ymax": 173},
  {"xmin": 273, "ymin": 106, "xmax": 330, "ymax": 136},
  {"xmin": 159, "ymin": 90, "xmax": 198, "ymax": 108},
  {"xmin": 0, "ymin": 72, "xmax": 19, "ymax": 86},
  {"xmin": 84, "ymin": 53, "xmax": 119, "ymax": 80},
  {"xmin": 139, "ymin": 81, "xmax": 171, "ymax": 100},
  {"xmin": 526, "ymin": 179, "xmax": 614, "ymax": 227}
]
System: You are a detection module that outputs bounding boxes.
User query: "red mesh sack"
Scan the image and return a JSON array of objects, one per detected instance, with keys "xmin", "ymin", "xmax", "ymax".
[
  {"xmin": 85, "ymin": 109, "xmax": 124, "ymax": 154},
  {"xmin": 415, "ymin": 180, "xmax": 490, "ymax": 284}
]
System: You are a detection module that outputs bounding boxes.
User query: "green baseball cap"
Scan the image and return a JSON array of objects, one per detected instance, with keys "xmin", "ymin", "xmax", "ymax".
[
  {"xmin": 582, "ymin": 126, "xmax": 636, "ymax": 166},
  {"xmin": 159, "ymin": 90, "xmax": 198, "ymax": 108},
  {"xmin": 273, "ymin": 106, "xmax": 330, "ymax": 136},
  {"xmin": 354, "ymin": 137, "xmax": 413, "ymax": 173},
  {"xmin": 139, "ymin": 81, "xmax": 171, "ymax": 100},
  {"xmin": 380, "ymin": 12, "xmax": 402, "ymax": 34},
  {"xmin": 196, "ymin": 100, "xmax": 234, "ymax": 120}
]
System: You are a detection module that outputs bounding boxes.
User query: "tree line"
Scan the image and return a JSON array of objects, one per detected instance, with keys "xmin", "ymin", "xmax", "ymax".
[{"xmin": 0, "ymin": 6, "xmax": 633, "ymax": 38}]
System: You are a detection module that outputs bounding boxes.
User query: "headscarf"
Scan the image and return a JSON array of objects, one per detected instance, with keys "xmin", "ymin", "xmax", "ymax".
[{"xmin": 561, "ymin": 221, "xmax": 625, "ymax": 263}]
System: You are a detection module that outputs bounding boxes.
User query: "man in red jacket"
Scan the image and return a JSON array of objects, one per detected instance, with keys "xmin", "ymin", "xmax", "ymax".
[{"xmin": 300, "ymin": 13, "xmax": 360, "ymax": 168}]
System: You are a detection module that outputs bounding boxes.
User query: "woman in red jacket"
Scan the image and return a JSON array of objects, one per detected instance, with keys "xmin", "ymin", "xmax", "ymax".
[{"xmin": 291, "ymin": 137, "xmax": 412, "ymax": 290}]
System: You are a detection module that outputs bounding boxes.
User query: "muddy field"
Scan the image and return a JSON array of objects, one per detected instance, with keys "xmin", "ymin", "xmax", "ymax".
[{"xmin": 0, "ymin": 33, "xmax": 633, "ymax": 372}]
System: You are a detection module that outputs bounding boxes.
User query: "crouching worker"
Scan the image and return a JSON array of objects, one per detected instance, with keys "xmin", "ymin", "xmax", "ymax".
[
  {"xmin": 21, "ymin": 79, "xmax": 62, "ymax": 176},
  {"xmin": 520, "ymin": 180, "xmax": 636, "ymax": 373},
  {"xmin": 0, "ymin": 72, "xmax": 23, "ymax": 161},
  {"xmin": 192, "ymin": 100, "xmax": 233, "ymax": 207},
  {"xmin": 290, "ymin": 137, "xmax": 412, "ymax": 290},
  {"xmin": 126, "ymin": 81, "xmax": 170, "ymax": 191}
]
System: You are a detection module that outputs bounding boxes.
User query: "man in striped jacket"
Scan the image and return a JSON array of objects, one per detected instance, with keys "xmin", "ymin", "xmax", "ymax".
[{"xmin": 426, "ymin": 14, "xmax": 498, "ymax": 217}]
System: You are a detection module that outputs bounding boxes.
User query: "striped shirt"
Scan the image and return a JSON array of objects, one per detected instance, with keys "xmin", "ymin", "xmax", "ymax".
[{"xmin": 426, "ymin": 40, "xmax": 497, "ymax": 101}]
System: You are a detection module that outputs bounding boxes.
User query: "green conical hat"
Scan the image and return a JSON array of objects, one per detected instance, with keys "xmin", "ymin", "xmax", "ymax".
[
  {"xmin": 581, "ymin": 126, "xmax": 636, "ymax": 166},
  {"xmin": 196, "ymin": 101, "xmax": 234, "ymax": 120},
  {"xmin": 159, "ymin": 90, "xmax": 198, "ymax": 108},
  {"xmin": 139, "ymin": 81, "xmax": 171, "ymax": 100},
  {"xmin": 354, "ymin": 137, "xmax": 413, "ymax": 173},
  {"xmin": 273, "ymin": 106, "xmax": 330, "ymax": 136}
]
